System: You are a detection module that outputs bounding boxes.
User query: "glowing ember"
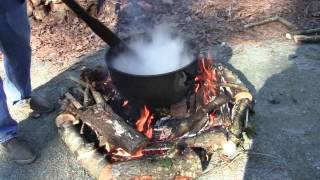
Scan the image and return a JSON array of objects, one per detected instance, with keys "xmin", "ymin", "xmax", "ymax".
[
  {"xmin": 209, "ymin": 112, "xmax": 217, "ymax": 123},
  {"xmin": 195, "ymin": 52, "xmax": 219, "ymax": 105},
  {"xmin": 136, "ymin": 105, "xmax": 154, "ymax": 139},
  {"xmin": 122, "ymin": 100, "xmax": 129, "ymax": 107},
  {"xmin": 111, "ymin": 148, "xmax": 144, "ymax": 161}
]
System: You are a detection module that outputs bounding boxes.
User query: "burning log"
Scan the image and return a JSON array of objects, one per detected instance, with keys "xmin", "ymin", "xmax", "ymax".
[
  {"xmin": 77, "ymin": 104, "xmax": 148, "ymax": 154},
  {"xmin": 145, "ymin": 129, "xmax": 227, "ymax": 152},
  {"xmin": 170, "ymin": 95, "xmax": 229, "ymax": 138},
  {"xmin": 101, "ymin": 148, "xmax": 202, "ymax": 180},
  {"xmin": 57, "ymin": 122, "xmax": 203, "ymax": 180}
]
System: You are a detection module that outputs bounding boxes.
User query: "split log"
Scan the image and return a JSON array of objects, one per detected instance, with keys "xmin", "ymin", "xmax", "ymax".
[
  {"xmin": 293, "ymin": 35, "xmax": 320, "ymax": 43},
  {"xmin": 169, "ymin": 95, "xmax": 229, "ymax": 138},
  {"xmin": 77, "ymin": 104, "xmax": 148, "ymax": 154}
]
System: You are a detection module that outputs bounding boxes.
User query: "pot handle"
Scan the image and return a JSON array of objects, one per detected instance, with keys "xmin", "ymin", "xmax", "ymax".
[{"xmin": 62, "ymin": 0, "xmax": 121, "ymax": 48}]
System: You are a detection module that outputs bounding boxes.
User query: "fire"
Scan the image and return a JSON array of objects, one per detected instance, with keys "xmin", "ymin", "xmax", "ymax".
[
  {"xmin": 136, "ymin": 105, "xmax": 154, "ymax": 139},
  {"xmin": 111, "ymin": 148, "xmax": 144, "ymax": 161},
  {"xmin": 122, "ymin": 100, "xmax": 129, "ymax": 107},
  {"xmin": 195, "ymin": 52, "xmax": 218, "ymax": 105}
]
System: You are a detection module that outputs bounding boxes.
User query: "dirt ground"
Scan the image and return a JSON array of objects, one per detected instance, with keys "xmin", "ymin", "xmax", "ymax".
[{"xmin": 0, "ymin": 0, "xmax": 320, "ymax": 179}]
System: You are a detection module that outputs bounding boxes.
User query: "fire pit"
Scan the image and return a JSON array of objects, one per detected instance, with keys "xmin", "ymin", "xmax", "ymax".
[
  {"xmin": 55, "ymin": 1, "xmax": 254, "ymax": 179},
  {"xmin": 55, "ymin": 53, "xmax": 253, "ymax": 179}
]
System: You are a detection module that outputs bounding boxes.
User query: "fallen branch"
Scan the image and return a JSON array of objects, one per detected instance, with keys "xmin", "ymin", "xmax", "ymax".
[
  {"xmin": 293, "ymin": 35, "xmax": 320, "ymax": 43},
  {"xmin": 285, "ymin": 27, "xmax": 320, "ymax": 40},
  {"xmin": 65, "ymin": 92, "xmax": 83, "ymax": 109},
  {"xmin": 69, "ymin": 76, "xmax": 105, "ymax": 104},
  {"xmin": 244, "ymin": 16, "xmax": 295, "ymax": 29}
]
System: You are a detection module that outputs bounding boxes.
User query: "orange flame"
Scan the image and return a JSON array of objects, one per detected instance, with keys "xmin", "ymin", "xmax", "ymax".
[
  {"xmin": 111, "ymin": 148, "xmax": 144, "ymax": 161},
  {"xmin": 136, "ymin": 105, "xmax": 154, "ymax": 139},
  {"xmin": 195, "ymin": 52, "xmax": 218, "ymax": 105}
]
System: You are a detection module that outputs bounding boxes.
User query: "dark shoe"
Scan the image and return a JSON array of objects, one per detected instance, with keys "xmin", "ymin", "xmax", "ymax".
[
  {"xmin": 13, "ymin": 95, "xmax": 54, "ymax": 113},
  {"xmin": 29, "ymin": 95, "xmax": 55, "ymax": 113},
  {"xmin": 2, "ymin": 138, "xmax": 36, "ymax": 164}
]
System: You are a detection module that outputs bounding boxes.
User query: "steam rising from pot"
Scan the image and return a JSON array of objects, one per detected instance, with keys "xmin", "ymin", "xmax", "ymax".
[{"xmin": 111, "ymin": 26, "xmax": 194, "ymax": 75}]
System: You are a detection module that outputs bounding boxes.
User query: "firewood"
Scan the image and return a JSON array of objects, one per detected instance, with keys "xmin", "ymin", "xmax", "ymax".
[
  {"xmin": 77, "ymin": 104, "xmax": 148, "ymax": 154},
  {"xmin": 293, "ymin": 35, "xmax": 320, "ymax": 43},
  {"xmin": 69, "ymin": 76, "xmax": 105, "ymax": 104},
  {"xmin": 170, "ymin": 95, "xmax": 229, "ymax": 138},
  {"xmin": 58, "ymin": 122, "xmax": 202, "ymax": 180},
  {"xmin": 181, "ymin": 130, "xmax": 227, "ymax": 153},
  {"xmin": 230, "ymin": 99, "xmax": 250, "ymax": 138},
  {"xmin": 102, "ymin": 148, "xmax": 202, "ymax": 180},
  {"xmin": 57, "ymin": 123, "xmax": 110, "ymax": 180},
  {"xmin": 285, "ymin": 28, "xmax": 320, "ymax": 40},
  {"xmin": 145, "ymin": 129, "xmax": 227, "ymax": 153},
  {"xmin": 65, "ymin": 92, "xmax": 83, "ymax": 109}
]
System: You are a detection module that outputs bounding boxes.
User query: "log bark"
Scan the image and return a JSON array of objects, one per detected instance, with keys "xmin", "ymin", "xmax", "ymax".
[
  {"xmin": 145, "ymin": 129, "xmax": 227, "ymax": 153},
  {"xmin": 169, "ymin": 95, "xmax": 229, "ymax": 138},
  {"xmin": 293, "ymin": 35, "xmax": 320, "ymax": 43},
  {"xmin": 230, "ymin": 99, "xmax": 249, "ymax": 138},
  {"xmin": 101, "ymin": 149, "xmax": 202, "ymax": 180},
  {"xmin": 57, "ymin": 122, "xmax": 110, "ymax": 180},
  {"xmin": 77, "ymin": 104, "xmax": 148, "ymax": 154},
  {"xmin": 58, "ymin": 122, "xmax": 203, "ymax": 180}
]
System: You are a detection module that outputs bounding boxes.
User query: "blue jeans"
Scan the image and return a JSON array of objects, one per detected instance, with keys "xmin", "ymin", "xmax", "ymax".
[{"xmin": 0, "ymin": 2, "xmax": 31, "ymax": 143}]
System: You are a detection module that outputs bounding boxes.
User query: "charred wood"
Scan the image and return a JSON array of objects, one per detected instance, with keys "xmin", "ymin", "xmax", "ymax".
[
  {"xmin": 77, "ymin": 104, "xmax": 148, "ymax": 154},
  {"xmin": 230, "ymin": 99, "xmax": 250, "ymax": 138},
  {"xmin": 101, "ymin": 149, "xmax": 202, "ymax": 180},
  {"xmin": 170, "ymin": 95, "xmax": 229, "ymax": 138}
]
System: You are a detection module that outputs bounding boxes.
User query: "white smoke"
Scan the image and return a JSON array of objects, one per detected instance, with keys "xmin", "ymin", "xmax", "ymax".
[{"xmin": 111, "ymin": 26, "xmax": 194, "ymax": 75}]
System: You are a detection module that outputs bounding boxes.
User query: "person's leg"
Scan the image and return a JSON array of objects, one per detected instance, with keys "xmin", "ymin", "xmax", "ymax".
[
  {"xmin": 0, "ymin": 2, "xmax": 36, "ymax": 165},
  {"xmin": 0, "ymin": 79, "xmax": 17, "ymax": 144},
  {"xmin": 0, "ymin": 2, "xmax": 31, "ymax": 102}
]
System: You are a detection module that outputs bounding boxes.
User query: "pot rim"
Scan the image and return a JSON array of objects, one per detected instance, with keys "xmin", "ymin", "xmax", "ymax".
[{"xmin": 106, "ymin": 57, "xmax": 198, "ymax": 78}]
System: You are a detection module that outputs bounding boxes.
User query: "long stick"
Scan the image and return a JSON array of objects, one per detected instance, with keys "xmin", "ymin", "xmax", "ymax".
[
  {"xmin": 62, "ymin": 0, "xmax": 121, "ymax": 47},
  {"xmin": 293, "ymin": 35, "xmax": 320, "ymax": 43}
]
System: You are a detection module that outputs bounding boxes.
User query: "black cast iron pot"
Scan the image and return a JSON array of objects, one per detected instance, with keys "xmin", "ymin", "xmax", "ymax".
[
  {"xmin": 105, "ymin": 38, "xmax": 199, "ymax": 108},
  {"xmin": 63, "ymin": 0, "xmax": 199, "ymax": 108}
]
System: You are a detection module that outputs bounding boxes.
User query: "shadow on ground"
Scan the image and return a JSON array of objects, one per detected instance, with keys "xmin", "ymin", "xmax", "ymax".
[
  {"xmin": 0, "ymin": 50, "xmax": 108, "ymax": 180},
  {"xmin": 242, "ymin": 42, "xmax": 320, "ymax": 179}
]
